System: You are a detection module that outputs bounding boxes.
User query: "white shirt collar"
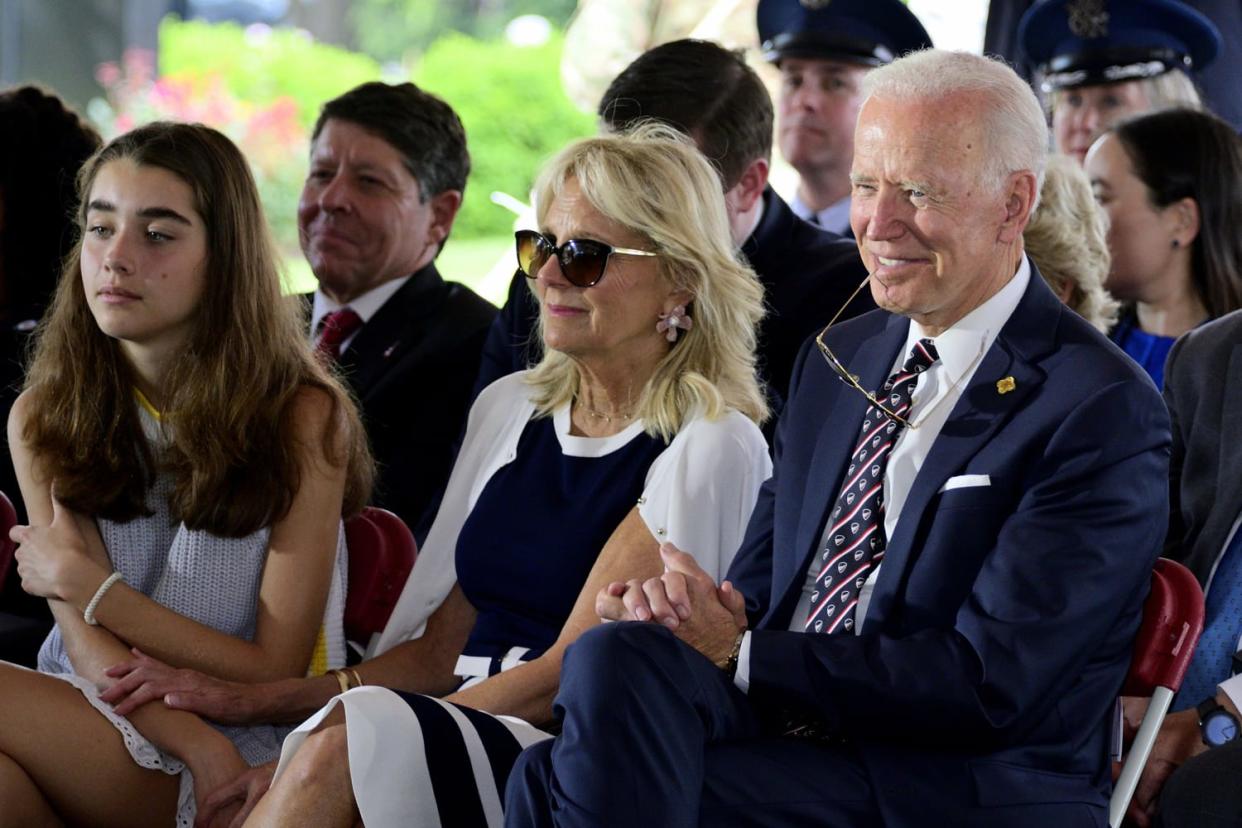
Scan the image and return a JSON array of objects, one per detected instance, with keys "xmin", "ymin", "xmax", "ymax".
[
  {"xmin": 902, "ymin": 255, "xmax": 1031, "ymax": 387},
  {"xmin": 791, "ymin": 191, "xmax": 852, "ymax": 235},
  {"xmin": 310, "ymin": 274, "xmax": 413, "ymax": 336}
]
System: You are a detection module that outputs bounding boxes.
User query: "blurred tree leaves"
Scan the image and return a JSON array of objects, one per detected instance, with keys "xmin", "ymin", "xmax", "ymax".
[
  {"xmin": 413, "ymin": 29, "xmax": 593, "ymax": 239},
  {"xmin": 350, "ymin": 0, "xmax": 578, "ymax": 62}
]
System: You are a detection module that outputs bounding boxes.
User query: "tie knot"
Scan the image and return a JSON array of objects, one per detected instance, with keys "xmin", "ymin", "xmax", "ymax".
[
  {"xmin": 316, "ymin": 308, "xmax": 363, "ymax": 362},
  {"xmin": 903, "ymin": 338, "xmax": 939, "ymax": 375}
]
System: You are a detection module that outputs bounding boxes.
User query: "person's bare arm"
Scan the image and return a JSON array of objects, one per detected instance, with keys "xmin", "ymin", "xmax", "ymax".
[
  {"xmin": 87, "ymin": 388, "xmax": 349, "ymax": 681},
  {"xmin": 444, "ymin": 507, "xmax": 663, "ymax": 725},
  {"xmin": 7, "ymin": 391, "xmax": 246, "ymax": 785},
  {"xmin": 103, "ymin": 584, "xmax": 478, "ymax": 725}
]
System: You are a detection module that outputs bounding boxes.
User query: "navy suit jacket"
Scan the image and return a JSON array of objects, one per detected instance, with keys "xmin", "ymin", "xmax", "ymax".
[{"xmin": 726, "ymin": 271, "xmax": 1171, "ymax": 824}]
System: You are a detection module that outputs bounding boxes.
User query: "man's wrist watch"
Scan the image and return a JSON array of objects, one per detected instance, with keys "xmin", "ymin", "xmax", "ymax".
[{"xmin": 1196, "ymin": 697, "xmax": 1240, "ymax": 748}]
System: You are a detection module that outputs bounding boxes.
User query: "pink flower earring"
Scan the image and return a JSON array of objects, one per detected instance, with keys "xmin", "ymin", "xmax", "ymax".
[{"xmin": 657, "ymin": 305, "xmax": 692, "ymax": 343}]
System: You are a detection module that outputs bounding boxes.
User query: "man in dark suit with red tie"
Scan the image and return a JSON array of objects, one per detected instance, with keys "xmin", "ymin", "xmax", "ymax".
[
  {"xmin": 504, "ymin": 49, "xmax": 1170, "ymax": 828},
  {"xmin": 302, "ymin": 82, "xmax": 495, "ymax": 539}
]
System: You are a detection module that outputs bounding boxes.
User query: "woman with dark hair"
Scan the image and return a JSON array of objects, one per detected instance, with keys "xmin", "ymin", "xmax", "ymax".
[
  {"xmin": 0, "ymin": 86, "xmax": 102, "ymax": 662},
  {"xmin": 1084, "ymin": 107, "xmax": 1242, "ymax": 388},
  {"xmin": 0, "ymin": 121, "xmax": 373, "ymax": 826},
  {"xmin": 0, "ymin": 86, "xmax": 101, "ymax": 336}
]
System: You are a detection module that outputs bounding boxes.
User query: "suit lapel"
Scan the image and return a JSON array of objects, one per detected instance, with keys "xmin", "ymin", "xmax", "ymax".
[
  {"xmin": 338, "ymin": 267, "xmax": 443, "ymax": 398},
  {"xmin": 867, "ymin": 275, "xmax": 1058, "ymax": 622},
  {"xmin": 1216, "ymin": 343, "xmax": 1242, "ymax": 523}
]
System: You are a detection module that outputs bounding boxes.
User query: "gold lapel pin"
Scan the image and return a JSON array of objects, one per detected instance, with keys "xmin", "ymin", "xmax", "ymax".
[{"xmin": 996, "ymin": 376, "xmax": 1016, "ymax": 395}]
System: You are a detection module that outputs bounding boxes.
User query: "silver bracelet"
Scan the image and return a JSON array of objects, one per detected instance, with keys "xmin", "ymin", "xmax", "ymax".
[{"xmin": 83, "ymin": 572, "xmax": 123, "ymax": 626}]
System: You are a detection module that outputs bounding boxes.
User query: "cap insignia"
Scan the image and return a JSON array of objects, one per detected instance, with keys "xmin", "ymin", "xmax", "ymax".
[
  {"xmin": 799, "ymin": 0, "xmax": 832, "ymax": 9},
  {"xmin": 1067, "ymin": 0, "xmax": 1109, "ymax": 39}
]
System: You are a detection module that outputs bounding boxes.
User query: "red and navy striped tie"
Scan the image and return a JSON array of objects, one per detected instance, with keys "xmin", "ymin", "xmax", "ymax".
[{"xmin": 805, "ymin": 338, "xmax": 939, "ymax": 635}]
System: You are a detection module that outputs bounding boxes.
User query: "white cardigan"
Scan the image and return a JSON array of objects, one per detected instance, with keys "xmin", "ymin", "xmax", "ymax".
[{"xmin": 370, "ymin": 371, "xmax": 772, "ymax": 657}]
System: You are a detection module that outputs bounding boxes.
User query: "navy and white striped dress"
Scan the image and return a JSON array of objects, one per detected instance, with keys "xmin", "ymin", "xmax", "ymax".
[{"xmin": 272, "ymin": 376, "xmax": 773, "ymax": 828}]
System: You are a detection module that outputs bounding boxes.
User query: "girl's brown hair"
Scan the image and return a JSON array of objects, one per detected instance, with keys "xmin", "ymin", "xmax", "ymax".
[{"xmin": 23, "ymin": 121, "xmax": 372, "ymax": 536}]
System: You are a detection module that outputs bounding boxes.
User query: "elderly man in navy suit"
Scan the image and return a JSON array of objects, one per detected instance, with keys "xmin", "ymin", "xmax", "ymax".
[{"xmin": 504, "ymin": 49, "xmax": 1170, "ymax": 828}]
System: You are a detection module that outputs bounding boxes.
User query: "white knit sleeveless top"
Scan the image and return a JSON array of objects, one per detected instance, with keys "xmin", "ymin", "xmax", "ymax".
[{"xmin": 38, "ymin": 402, "xmax": 348, "ymax": 765}]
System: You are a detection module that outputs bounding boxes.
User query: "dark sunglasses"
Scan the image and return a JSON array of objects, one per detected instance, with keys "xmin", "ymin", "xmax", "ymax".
[{"xmin": 515, "ymin": 229, "xmax": 658, "ymax": 288}]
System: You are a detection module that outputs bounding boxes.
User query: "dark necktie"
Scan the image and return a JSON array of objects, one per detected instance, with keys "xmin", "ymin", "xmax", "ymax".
[
  {"xmin": 805, "ymin": 338, "xmax": 940, "ymax": 635},
  {"xmin": 316, "ymin": 307, "xmax": 363, "ymax": 363}
]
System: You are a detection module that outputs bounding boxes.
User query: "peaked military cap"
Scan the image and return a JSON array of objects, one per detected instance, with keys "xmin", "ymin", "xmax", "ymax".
[
  {"xmin": 1019, "ymin": 0, "xmax": 1221, "ymax": 91},
  {"xmin": 757, "ymin": 0, "xmax": 933, "ymax": 66}
]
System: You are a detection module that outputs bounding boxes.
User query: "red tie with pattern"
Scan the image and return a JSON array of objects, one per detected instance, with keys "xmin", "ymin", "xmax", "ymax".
[
  {"xmin": 805, "ymin": 338, "xmax": 939, "ymax": 635},
  {"xmin": 316, "ymin": 308, "xmax": 363, "ymax": 363}
]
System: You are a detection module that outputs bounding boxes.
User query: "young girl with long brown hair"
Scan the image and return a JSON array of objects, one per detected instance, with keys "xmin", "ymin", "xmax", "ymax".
[{"xmin": 0, "ymin": 121, "xmax": 371, "ymax": 826}]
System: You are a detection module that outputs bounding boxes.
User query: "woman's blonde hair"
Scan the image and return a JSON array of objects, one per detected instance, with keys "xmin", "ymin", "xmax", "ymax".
[
  {"xmin": 1048, "ymin": 71, "xmax": 1203, "ymax": 118},
  {"xmin": 1024, "ymin": 154, "xmax": 1119, "ymax": 332},
  {"xmin": 525, "ymin": 122, "xmax": 767, "ymax": 439},
  {"xmin": 1141, "ymin": 70, "xmax": 1203, "ymax": 111}
]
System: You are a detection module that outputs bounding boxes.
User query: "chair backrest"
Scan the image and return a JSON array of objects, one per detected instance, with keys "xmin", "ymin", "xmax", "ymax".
[
  {"xmin": 1110, "ymin": 558, "xmax": 1206, "ymax": 826},
  {"xmin": 0, "ymin": 491, "xmax": 18, "ymax": 589},
  {"xmin": 344, "ymin": 506, "xmax": 417, "ymax": 650},
  {"xmin": 1122, "ymin": 558, "xmax": 1205, "ymax": 696}
]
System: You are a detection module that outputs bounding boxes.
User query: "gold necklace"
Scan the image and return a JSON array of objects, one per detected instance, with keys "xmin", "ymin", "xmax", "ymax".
[{"xmin": 576, "ymin": 397, "xmax": 635, "ymax": 423}]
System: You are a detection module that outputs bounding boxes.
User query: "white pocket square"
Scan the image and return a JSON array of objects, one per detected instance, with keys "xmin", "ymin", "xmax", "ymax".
[{"xmin": 939, "ymin": 474, "xmax": 991, "ymax": 493}]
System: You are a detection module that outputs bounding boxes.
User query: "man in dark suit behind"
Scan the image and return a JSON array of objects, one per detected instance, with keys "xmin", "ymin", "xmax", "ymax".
[
  {"xmin": 302, "ymin": 83, "xmax": 495, "ymax": 539},
  {"xmin": 473, "ymin": 39, "xmax": 872, "ymax": 419},
  {"xmin": 1121, "ymin": 309, "xmax": 1242, "ymax": 826},
  {"xmin": 504, "ymin": 50, "xmax": 1170, "ymax": 827}
]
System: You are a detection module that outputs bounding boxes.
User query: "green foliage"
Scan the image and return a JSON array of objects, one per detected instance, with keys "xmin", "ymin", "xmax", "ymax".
[
  {"xmin": 159, "ymin": 17, "xmax": 382, "ymax": 127},
  {"xmin": 95, "ymin": 16, "xmax": 588, "ymax": 268},
  {"xmin": 414, "ymin": 31, "xmax": 594, "ymax": 239},
  {"xmin": 350, "ymin": 0, "xmax": 579, "ymax": 63},
  {"xmin": 350, "ymin": 0, "xmax": 442, "ymax": 62}
]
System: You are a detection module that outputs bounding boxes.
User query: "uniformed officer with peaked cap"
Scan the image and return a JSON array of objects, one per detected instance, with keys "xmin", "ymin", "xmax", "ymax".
[
  {"xmin": 1019, "ymin": 0, "xmax": 1222, "ymax": 163},
  {"xmin": 757, "ymin": 0, "xmax": 932, "ymax": 234}
]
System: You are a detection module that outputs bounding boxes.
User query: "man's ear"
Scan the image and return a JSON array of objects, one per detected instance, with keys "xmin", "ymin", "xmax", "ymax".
[
  {"xmin": 426, "ymin": 190, "xmax": 463, "ymax": 248},
  {"xmin": 998, "ymin": 170, "xmax": 1038, "ymax": 243},
  {"xmin": 725, "ymin": 157, "xmax": 770, "ymax": 214}
]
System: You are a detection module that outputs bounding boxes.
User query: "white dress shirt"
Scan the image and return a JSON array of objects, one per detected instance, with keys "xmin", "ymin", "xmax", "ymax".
[
  {"xmin": 735, "ymin": 256, "xmax": 1032, "ymax": 691},
  {"xmin": 310, "ymin": 275, "xmax": 412, "ymax": 353},
  {"xmin": 791, "ymin": 192, "xmax": 852, "ymax": 236}
]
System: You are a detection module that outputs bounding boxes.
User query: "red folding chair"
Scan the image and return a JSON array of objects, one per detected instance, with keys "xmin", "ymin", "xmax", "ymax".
[
  {"xmin": 1110, "ymin": 558, "xmax": 1205, "ymax": 827},
  {"xmin": 0, "ymin": 490, "xmax": 19, "ymax": 589},
  {"xmin": 344, "ymin": 506, "xmax": 417, "ymax": 658}
]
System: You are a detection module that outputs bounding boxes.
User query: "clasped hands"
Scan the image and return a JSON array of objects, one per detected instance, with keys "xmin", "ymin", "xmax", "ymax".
[
  {"xmin": 595, "ymin": 542, "xmax": 747, "ymax": 668},
  {"xmin": 8, "ymin": 495, "xmax": 109, "ymax": 608}
]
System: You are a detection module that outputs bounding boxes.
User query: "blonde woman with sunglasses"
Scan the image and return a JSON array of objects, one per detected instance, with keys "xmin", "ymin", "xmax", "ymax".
[{"xmin": 103, "ymin": 123, "xmax": 772, "ymax": 827}]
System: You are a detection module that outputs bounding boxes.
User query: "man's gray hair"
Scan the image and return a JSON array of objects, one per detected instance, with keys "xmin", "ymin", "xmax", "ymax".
[{"xmin": 863, "ymin": 50, "xmax": 1048, "ymax": 209}]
